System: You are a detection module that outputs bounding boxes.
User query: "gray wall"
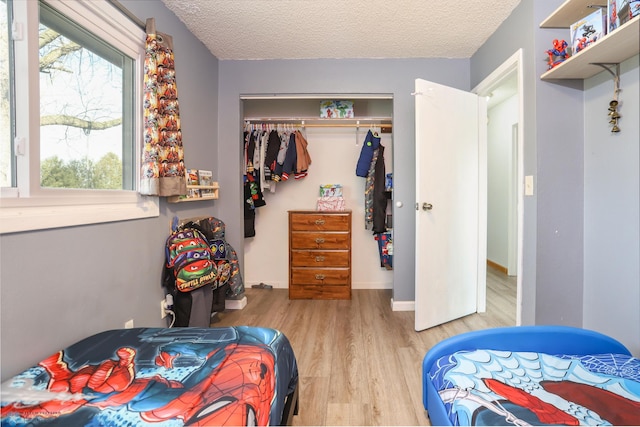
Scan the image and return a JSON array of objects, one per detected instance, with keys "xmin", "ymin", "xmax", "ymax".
[
  {"xmin": 216, "ymin": 58, "xmax": 470, "ymax": 304},
  {"xmin": 583, "ymin": 54, "xmax": 640, "ymax": 355},
  {"xmin": 0, "ymin": 0, "xmax": 220, "ymax": 380}
]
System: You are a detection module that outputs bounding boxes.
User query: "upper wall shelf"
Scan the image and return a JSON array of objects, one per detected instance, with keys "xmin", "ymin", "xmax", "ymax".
[
  {"xmin": 540, "ymin": 0, "xmax": 639, "ymax": 80},
  {"xmin": 540, "ymin": 0, "xmax": 607, "ymax": 28}
]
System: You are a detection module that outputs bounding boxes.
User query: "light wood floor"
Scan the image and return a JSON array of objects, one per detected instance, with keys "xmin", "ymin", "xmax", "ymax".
[{"xmin": 211, "ymin": 266, "xmax": 516, "ymax": 426}]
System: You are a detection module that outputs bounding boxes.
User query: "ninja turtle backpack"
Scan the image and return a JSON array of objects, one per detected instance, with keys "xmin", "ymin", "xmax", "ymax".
[
  {"xmin": 163, "ymin": 226, "xmax": 219, "ymax": 327},
  {"xmin": 165, "ymin": 228, "xmax": 217, "ymax": 293}
]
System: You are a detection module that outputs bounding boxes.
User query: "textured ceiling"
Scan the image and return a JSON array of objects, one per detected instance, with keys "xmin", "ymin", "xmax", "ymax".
[{"xmin": 160, "ymin": 0, "xmax": 522, "ymax": 60}]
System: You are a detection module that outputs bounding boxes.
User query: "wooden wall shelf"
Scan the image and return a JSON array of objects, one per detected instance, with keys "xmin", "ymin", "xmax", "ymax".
[
  {"xmin": 540, "ymin": 0, "xmax": 639, "ymax": 80},
  {"xmin": 167, "ymin": 183, "xmax": 219, "ymax": 203}
]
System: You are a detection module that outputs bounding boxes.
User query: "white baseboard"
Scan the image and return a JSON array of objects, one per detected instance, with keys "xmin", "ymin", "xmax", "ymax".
[
  {"xmin": 225, "ymin": 296, "xmax": 247, "ymax": 310},
  {"xmin": 391, "ymin": 298, "xmax": 415, "ymax": 312},
  {"xmin": 352, "ymin": 281, "xmax": 393, "ymax": 289}
]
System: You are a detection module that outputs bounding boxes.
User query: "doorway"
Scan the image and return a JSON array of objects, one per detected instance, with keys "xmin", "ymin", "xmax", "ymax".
[{"xmin": 473, "ymin": 50, "xmax": 523, "ymax": 325}]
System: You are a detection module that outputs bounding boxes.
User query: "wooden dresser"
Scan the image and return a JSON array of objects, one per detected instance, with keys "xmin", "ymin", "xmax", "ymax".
[{"xmin": 288, "ymin": 210, "xmax": 352, "ymax": 299}]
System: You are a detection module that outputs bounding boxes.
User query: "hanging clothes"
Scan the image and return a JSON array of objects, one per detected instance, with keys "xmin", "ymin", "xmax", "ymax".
[
  {"xmin": 364, "ymin": 146, "xmax": 379, "ymax": 230},
  {"xmin": 140, "ymin": 18, "xmax": 186, "ymax": 196},
  {"xmin": 264, "ymin": 129, "xmax": 281, "ymax": 175},
  {"xmin": 279, "ymin": 132, "xmax": 298, "ymax": 181},
  {"xmin": 244, "ymin": 176, "xmax": 256, "ymax": 238},
  {"xmin": 242, "ymin": 123, "xmax": 312, "ymax": 237},
  {"xmin": 372, "ymin": 144, "xmax": 387, "ymax": 234},
  {"xmin": 355, "ymin": 129, "xmax": 381, "ymax": 177},
  {"xmin": 294, "ymin": 130, "xmax": 312, "ymax": 179},
  {"xmin": 362, "ymin": 128, "xmax": 386, "ymax": 233}
]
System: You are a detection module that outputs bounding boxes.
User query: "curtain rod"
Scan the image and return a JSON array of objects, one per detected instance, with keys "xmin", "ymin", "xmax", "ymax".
[{"xmin": 108, "ymin": 0, "xmax": 146, "ymax": 30}]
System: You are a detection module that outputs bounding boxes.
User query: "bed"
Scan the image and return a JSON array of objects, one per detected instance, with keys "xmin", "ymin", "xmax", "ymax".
[
  {"xmin": 1, "ymin": 326, "xmax": 299, "ymax": 426},
  {"xmin": 422, "ymin": 325, "xmax": 640, "ymax": 426}
]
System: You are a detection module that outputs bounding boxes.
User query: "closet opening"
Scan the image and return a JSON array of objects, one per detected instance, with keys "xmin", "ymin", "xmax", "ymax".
[{"xmin": 240, "ymin": 95, "xmax": 394, "ymax": 297}]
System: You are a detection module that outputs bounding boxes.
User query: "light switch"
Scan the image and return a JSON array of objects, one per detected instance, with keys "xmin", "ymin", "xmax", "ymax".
[{"xmin": 525, "ymin": 175, "xmax": 534, "ymax": 196}]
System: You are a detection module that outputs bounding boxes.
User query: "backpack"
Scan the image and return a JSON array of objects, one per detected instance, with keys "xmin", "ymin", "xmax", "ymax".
[
  {"xmin": 180, "ymin": 216, "xmax": 245, "ymax": 298},
  {"xmin": 165, "ymin": 228, "xmax": 217, "ymax": 292}
]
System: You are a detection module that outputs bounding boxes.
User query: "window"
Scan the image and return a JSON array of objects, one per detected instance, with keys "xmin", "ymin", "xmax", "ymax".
[
  {"xmin": 1, "ymin": 0, "xmax": 158, "ymax": 234},
  {"xmin": 39, "ymin": 3, "xmax": 134, "ymax": 190}
]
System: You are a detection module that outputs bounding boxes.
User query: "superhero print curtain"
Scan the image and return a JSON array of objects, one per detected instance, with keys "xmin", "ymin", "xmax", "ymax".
[{"xmin": 139, "ymin": 18, "xmax": 187, "ymax": 196}]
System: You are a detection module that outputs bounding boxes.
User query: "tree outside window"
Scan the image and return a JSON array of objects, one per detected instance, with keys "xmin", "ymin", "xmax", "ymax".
[{"xmin": 38, "ymin": 2, "xmax": 133, "ymax": 190}]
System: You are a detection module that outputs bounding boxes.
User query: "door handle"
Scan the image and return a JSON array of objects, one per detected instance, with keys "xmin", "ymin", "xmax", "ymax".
[{"xmin": 422, "ymin": 202, "xmax": 433, "ymax": 211}]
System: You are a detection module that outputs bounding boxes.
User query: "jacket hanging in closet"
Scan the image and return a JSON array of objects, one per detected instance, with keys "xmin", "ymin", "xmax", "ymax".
[
  {"xmin": 360, "ymin": 129, "xmax": 387, "ymax": 233},
  {"xmin": 356, "ymin": 130, "xmax": 381, "ymax": 177}
]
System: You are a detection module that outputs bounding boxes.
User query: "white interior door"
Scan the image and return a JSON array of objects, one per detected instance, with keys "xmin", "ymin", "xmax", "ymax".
[{"xmin": 414, "ymin": 78, "xmax": 487, "ymax": 331}]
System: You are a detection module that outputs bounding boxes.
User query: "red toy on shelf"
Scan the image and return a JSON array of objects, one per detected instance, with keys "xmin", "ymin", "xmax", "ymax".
[{"xmin": 546, "ymin": 39, "xmax": 570, "ymax": 69}]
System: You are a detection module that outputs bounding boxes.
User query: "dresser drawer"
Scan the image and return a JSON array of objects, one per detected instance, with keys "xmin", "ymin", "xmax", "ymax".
[
  {"xmin": 289, "ymin": 284, "xmax": 351, "ymax": 300},
  {"xmin": 289, "ymin": 212, "xmax": 350, "ymax": 231},
  {"xmin": 290, "ymin": 232, "xmax": 350, "ymax": 250},
  {"xmin": 290, "ymin": 250, "xmax": 349, "ymax": 267},
  {"xmin": 291, "ymin": 268, "xmax": 350, "ymax": 285}
]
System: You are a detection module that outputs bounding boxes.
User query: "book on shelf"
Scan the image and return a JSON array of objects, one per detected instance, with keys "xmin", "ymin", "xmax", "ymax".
[
  {"xmin": 198, "ymin": 170, "xmax": 213, "ymax": 186},
  {"xmin": 608, "ymin": 0, "xmax": 639, "ymax": 32},
  {"xmin": 570, "ymin": 8, "xmax": 606, "ymax": 54},
  {"xmin": 198, "ymin": 170, "xmax": 215, "ymax": 197},
  {"xmin": 187, "ymin": 187, "xmax": 201, "ymax": 198},
  {"xmin": 186, "ymin": 169, "xmax": 199, "ymax": 186}
]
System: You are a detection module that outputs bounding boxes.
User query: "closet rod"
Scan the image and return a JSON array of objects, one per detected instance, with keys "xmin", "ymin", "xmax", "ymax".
[
  {"xmin": 245, "ymin": 122, "xmax": 392, "ymax": 129},
  {"xmin": 304, "ymin": 123, "xmax": 391, "ymax": 128},
  {"xmin": 244, "ymin": 119, "xmax": 392, "ymax": 129}
]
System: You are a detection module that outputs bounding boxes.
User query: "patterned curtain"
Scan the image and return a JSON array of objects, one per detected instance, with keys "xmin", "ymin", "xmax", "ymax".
[{"xmin": 140, "ymin": 18, "xmax": 187, "ymax": 196}]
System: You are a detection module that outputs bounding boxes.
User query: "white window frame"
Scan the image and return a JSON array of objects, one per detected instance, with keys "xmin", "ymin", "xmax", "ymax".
[{"xmin": 0, "ymin": 0, "xmax": 158, "ymax": 234}]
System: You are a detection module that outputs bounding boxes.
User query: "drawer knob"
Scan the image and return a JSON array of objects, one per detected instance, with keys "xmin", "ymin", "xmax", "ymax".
[
  {"xmin": 315, "ymin": 274, "xmax": 325, "ymax": 280},
  {"xmin": 315, "ymin": 238, "xmax": 325, "ymax": 244},
  {"xmin": 315, "ymin": 219, "xmax": 325, "ymax": 225},
  {"xmin": 315, "ymin": 256, "xmax": 325, "ymax": 262}
]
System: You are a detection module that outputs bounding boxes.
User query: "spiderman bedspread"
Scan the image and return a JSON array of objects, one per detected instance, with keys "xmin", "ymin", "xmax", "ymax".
[
  {"xmin": 1, "ymin": 327, "xmax": 298, "ymax": 426},
  {"xmin": 429, "ymin": 349, "xmax": 640, "ymax": 426}
]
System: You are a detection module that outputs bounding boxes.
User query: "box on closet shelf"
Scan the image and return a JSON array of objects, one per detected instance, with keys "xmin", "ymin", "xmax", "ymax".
[
  {"xmin": 319, "ymin": 184, "xmax": 342, "ymax": 197},
  {"xmin": 320, "ymin": 100, "xmax": 354, "ymax": 119}
]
